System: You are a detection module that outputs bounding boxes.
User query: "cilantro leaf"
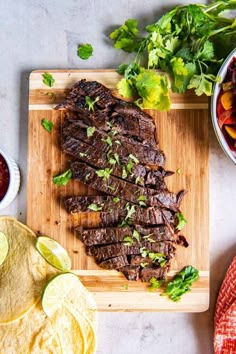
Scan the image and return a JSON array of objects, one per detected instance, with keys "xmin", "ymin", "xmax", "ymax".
[
  {"xmin": 123, "ymin": 236, "xmax": 134, "ymax": 246},
  {"xmin": 42, "ymin": 72, "xmax": 55, "ymax": 87},
  {"xmin": 77, "ymin": 44, "xmax": 93, "ymax": 60},
  {"xmin": 110, "ymin": 19, "xmax": 141, "ymax": 52},
  {"xmin": 117, "ymin": 78, "xmax": 136, "ymax": 98},
  {"xmin": 132, "ymin": 230, "xmax": 140, "ymax": 242},
  {"xmin": 41, "ymin": 118, "xmax": 53, "ymax": 133},
  {"xmin": 148, "ymin": 277, "xmax": 163, "ymax": 292},
  {"xmin": 176, "ymin": 212, "xmax": 187, "ymax": 231},
  {"xmin": 164, "ymin": 266, "xmax": 199, "ymax": 302},
  {"xmin": 85, "ymin": 96, "xmax": 99, "ymax": 111},
  {"xmin": 135, "ymin": 70, "xmax": 171, "ymax": 111},
  {"xmin": 88, "ymin": 203, "xmax": 102, "ymax": 211},
  {"xmin": 87, "ymin": 126, "xmax": 96, "ymax": 137},
  {"xmin": 113, "ymin": 197, "xmax": 120, "ymax": 203},
  {"xmin": 125, "ymin": 204, "xmax": 136, "ymax": 219},
  {"xmin": 171, "ymin": 58, "xmax": 197, "ymax": 93},
  {"xmin": 96, "ymin": 168, "xmax": 113, "ymax": 180},
  {"xmin": 195, "ymin": 40, "xmax": 214, "ymax": 61},
  {"xmin": 53, "ymin": 169, "xmax": 72, "ymax": 186}
]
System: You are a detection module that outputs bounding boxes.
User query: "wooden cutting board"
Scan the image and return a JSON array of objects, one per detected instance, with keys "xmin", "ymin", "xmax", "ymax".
[{"xmin": 27, "ymin": 70, "xmax": 209, "ymax": 311}]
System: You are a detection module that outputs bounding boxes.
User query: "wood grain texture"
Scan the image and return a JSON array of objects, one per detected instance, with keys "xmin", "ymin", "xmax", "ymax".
[{"xmin": 27, "ymin": 70, "xmax": 209, "ymax": 311}]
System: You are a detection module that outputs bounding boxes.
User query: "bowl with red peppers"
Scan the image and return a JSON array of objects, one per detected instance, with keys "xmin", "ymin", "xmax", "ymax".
[
  {"xmin": 212, "ymin": 48, "xmax": 236, "ymax": 164},
  {"xmin": 0, "ymin": 149, "xmax": 20, "ymax": 210}
]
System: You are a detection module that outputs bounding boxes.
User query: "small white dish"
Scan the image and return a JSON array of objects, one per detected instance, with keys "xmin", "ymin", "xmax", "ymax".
[
  {"xmin": 0, "ymin": 149, "xmax": 20, "ymax": 210},
  {"xmin": 211, "ymin": 48, "xmax": 236, "ymax": 164}
]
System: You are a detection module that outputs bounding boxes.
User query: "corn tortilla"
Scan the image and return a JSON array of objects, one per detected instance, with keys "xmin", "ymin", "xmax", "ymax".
[{"xmin": 0, "ymin": 217, "xmax": 97, "ymax": 353}]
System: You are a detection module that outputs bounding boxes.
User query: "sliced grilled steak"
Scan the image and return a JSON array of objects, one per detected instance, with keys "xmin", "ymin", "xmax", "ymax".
[
  {"xmin": 63, "ymin": 136, "xmax": 166, "ymax": 189},
  {"xmin": 56, "ymin": 80, "xmax": 157, "ymax": 147},
  {"xmin": 91, "ymin": 241, "xmax": 175, "ymax": 262},
  {"xmin": 62, "ymin": 117, "xmax": 166, "ymax": 166},
  {"xmin": 140, "ymin": 266, "xmax": 169, "ymax": 282},
  {"xmin": 98, "ymin": 255, "xmax": 129, "ymax": 270},
  {"xmin": 70, "ymin": 161, "xmax": 180, "ymax": 211},
  {"xmin": 76, "ymin": 226, "xmax": 132, "ymax": 246},
  {"xmin": 76, "ymin": 225, "xmax": 175, "ymax": 246},
  {"xmin": 56, "ymin": 80, "xmax": 117, "ymax": 110},
  {"xmin": 120, "ymin": 265, "xmax": 140, "ymax": 281},
  {"xmin": 65, "ymin": 196, "xmax": 176, "ymax": 227}
]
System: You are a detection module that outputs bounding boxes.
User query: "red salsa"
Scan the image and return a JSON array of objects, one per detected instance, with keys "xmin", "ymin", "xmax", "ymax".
[
  {"xmin": 217, "ymin": 57, "xmax": 236, "ymax": 154},
  {"xmin": 0, "ymin": 154, "xmax": 10, "ymax": 201}
]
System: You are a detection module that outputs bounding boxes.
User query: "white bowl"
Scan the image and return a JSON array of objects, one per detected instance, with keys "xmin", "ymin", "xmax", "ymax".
[
  {"xmin": 0, "ymin": 149, "xmax": 20, "ymax": 210},
  {"xmin": 211, "ymin": 48, "xmax": 236, "ymax": 164}
]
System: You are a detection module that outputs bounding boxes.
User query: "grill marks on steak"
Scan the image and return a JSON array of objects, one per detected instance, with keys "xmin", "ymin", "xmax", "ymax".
[
  {"xmin": 63, "ymin": 115, "xmax": 166, "ymax": 166},
  {"xmin": 63, "ymin": 136, "xmax": 167, "ymax": 189},
  {"xmin": 56, "ymin": 80, "xmax": 157, "ymax": 147},
  {"xmin": 70, "ymin": 161, "xmax": 180, "ymax": 211},
  {"xmin": 89, "ymin": 241, "xmax": 175, "ymax": 262},
  {"xmin": 58, "ymin": 79, "xmax": 188, "ymax": 283},
  {"xmin": 76, "ymin": 225, "xmax": 175, "ymax": 246},
  {"xmin": 64, "ymin": 196, "xmax": 176, "ymax": 227}
]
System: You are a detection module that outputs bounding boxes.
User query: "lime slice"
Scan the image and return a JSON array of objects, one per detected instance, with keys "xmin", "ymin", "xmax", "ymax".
[
  {"xmin": 35, "ymin": 236, "xmax": 71, "ymax": 271},
  {"xmin": 41, "ymin": 273, "xmax": 80, "ymax": 317},
  {"xmin": 0, "ymin": 231, "xmax": 9, "ymax": 266}
]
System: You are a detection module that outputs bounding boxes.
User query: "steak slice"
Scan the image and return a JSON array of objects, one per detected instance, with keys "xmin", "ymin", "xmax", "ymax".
[
  {"xmin": 119, "ymin": 265, "xmax": 140, "ymax": 281},
  {"xmin": 98, "ymin": 255, "xmax": 129, "ymax": 270},
  {"xmin": 62, "ymin": 136, "xmax": 167, "ymax": 189},
  {"xmin": 91, "ymin": 241, "xmax": 175, "ymax": 262},
  {"xmin": 140, "ymin": 266, "xmax": 169, "ymax": 282},
  {"xmin": 76, "ymin": 226, "xmax": 132, "ymax": 246},
  {"xmin": 62, "ymin": 117, "xmax": 165, "ymax": 166},
  {"xmin": 56, "ymin": 79, "xmax": 117, "ymax": 110},
  {"xmin": 56, "ymin": 80, "xmax": 157, "ymax": 147},
  {"xmin": 76, "ymin": 225, "xmax": 174, "ymax": 246},
  {"xmin": 70, "ymin": 161, "xmax": 180, "ymax": 211},
  {"xmin": 64, "ymin": 196, "xmax": 176, "ymax": 227}
]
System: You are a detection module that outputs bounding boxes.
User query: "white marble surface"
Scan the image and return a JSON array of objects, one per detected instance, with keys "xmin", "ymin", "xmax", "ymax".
[{"xmin": 1, "ymin": 1, "xmax": 236, "ymax": 353}]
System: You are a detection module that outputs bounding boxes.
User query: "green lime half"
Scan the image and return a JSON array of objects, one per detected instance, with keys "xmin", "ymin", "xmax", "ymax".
[
  {"xmin": 41, "ymin": 272, "xmax": 79, "ymax": 317},
  {"xmin": 0, "ymin": 231, "xmax": 9, "ymax": 266},
  {"xmin": 35, "ymin": 236, "xmax": 71, "ymax": 271}
]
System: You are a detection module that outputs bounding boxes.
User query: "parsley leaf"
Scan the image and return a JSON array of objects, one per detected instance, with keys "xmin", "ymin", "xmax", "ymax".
[
  {"xmin": 42, "ymin": 72, "xmax": 55, "ymax": 87},
  {"xmin": 53, "ymin": 169, "xmax": 72, "ymax": 186},
  {"xmin": 176, "ymin": 212, "xmax": 187, "ymax": 231},
  {"xmin": 87, "ymin": 126, "xmax": 96, "ymax": 137},
  {"xmin": 88, "ymin": 203, "xmax": 102, "ymax": 211},
  {"xmin": 77, "ymin": 44, "xmax": 93, "ymax": 60},
  {"xmin": 41, "ymin": 118, "xmax": 53, "ymax": 133}
]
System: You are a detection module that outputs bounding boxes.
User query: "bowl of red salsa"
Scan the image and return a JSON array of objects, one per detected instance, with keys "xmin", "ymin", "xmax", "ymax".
[
  {"xmin": 212, "ymin": 48, "xmax": 236, "ymax": 164},
  {"xmin": 0, "ymin": 149, "xmax": 20, "ymax": 210}
]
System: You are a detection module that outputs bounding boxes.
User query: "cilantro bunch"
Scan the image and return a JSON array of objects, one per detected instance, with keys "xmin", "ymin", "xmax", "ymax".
[{"xmin": 110, "ymin": 1, "xmax": 236, "ymax": 110}]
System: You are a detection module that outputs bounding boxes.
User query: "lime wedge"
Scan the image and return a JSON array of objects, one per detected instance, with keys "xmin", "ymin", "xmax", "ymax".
[
  {"xmin": 41, "ymin": 273, "xmax": 80, "ymax": 317},
  {"xmin": 0, "ymin": 231, "xmax": 9, "ymax": 266},
  {"xmin": 35, "ymin": 236, "xmax": 71, "ymax": 271}
]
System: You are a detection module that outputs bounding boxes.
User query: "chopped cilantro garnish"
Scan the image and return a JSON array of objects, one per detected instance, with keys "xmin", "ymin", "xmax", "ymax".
[
  {"xmin": 53, "ymin": 169, "xmax": 72, "ymax": 186},
  {"xmin": 85, "ymin": 96, "xmax": 99, "ymax": 111},
  {"xmin": 88, "ymin": 203, "xmax": 102, "ymax": 211},
  {"xmin": 41, "ymin": 118, "xmax": 53, "ymax": 133},
  {"xmin": 77, "ymin": 43, "xmax": 93, "ymax": 60},
  {"xmin": 42, "ymin": 72, "xmax": 55, "ymax": 87},
  {"xmin": 176, "ymin": 212, "xmax": 187, "ymax": 231},
  {"xmin": 113, "ymin": 197, "xmax": 120, "ymax": 203},
  {"xmin": 87, "ymin": 126, "xmax": 96, "ymax": 137},
  {"xmin": 123, "ymin": 236, "xmax": 134, "ymax": 246},
  {"xmin": 96, "ymin": 168, "xmax": 113, "ymax": 181}
]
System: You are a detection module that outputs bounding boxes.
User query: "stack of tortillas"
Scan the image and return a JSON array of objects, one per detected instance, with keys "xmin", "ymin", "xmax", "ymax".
[
  {"xmin": 214, "ymin": 256, "xmax": 236, "ymax": 354},
  {"xmin": 0, "ymin": 217, "xmax": 97, "ymax": 354}
]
